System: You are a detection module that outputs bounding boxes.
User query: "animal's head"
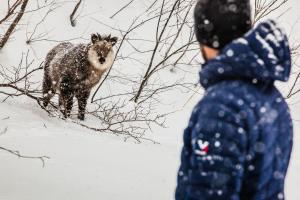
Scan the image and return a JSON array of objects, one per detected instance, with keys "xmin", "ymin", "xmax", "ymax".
[{"xmin": 90, "ymin": 33, "xmax": 118, "ymax": 64}]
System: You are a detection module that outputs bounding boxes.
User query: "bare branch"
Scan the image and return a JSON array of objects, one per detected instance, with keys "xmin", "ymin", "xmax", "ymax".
[
  {"xmin": 0, "ymin": 146, "xmax": 50, "ymax": 167},
  {"xmin": 0, "ymin": 127, "xmax": 8, "ymax": 135},
  {"xmin": 70, "ymin": 0, "xmax": 83, "ymax": 27},
  {"xmin": 110, "ymin": 0, "xmax": 135, "ymax": 19},
  {"xmin": 0, "ymin": 0, "xmax": 29, "ymax": 49},
  {"xmin": 0, "ymin": 0, "xmax": 22, "ymax": 25}
]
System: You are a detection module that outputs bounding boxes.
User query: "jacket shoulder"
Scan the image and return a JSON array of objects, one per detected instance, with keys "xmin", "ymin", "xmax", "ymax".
[{"xmin": 200, "ymin": 80, "xmax": 255, "ymax": 107}]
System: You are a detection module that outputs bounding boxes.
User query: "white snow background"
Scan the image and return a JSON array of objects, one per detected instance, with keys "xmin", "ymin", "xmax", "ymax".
[{"xmin": 0, "ymin": 0, "xmax": 299, "ymax": 199}]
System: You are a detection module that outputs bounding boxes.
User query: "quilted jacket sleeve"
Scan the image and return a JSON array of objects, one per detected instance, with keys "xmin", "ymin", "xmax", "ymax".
[{"xmin": 176, "ymin": 89, "xmax": 249, "ymax": 200}]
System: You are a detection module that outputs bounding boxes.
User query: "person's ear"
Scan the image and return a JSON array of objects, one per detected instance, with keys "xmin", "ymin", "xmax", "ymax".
[
  {"xmin": 201, "ymin": 45, "xmax": 219, "ymax": 61},
  {"xmin": 91, "ymin": 34, "xmax": 98, "ymax": 44}
]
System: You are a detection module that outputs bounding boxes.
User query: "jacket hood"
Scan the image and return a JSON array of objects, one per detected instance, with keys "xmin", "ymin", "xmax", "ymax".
[{"xmin": 199, "ymin": 20, "xmax": 291, "ymax": 89}]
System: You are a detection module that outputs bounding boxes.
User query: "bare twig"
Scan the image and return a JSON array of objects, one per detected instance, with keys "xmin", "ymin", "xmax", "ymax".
[
  {"xmin": 286, "ymin": 72, "xmax": 300, "ymax": 98},
  {"xmin": 26, "ymin": 2, "xmax": 58, "ymax": 44},
  {"xmin": 0, "ymin": 127, "xmax": 8, "ymax": 135},
  {"xmin": 0, "ymin": 146, "xmax": 50, "ymax": 167},
  {"xmin": 110, "ymin": 0, "xmax": 135, "ymax": 19},
  {"xmin": 254, "ymin": 0, "xmax": 288, "ymax": 24}
]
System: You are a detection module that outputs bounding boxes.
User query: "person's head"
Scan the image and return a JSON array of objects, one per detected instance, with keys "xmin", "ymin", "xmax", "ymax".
[{"xmin": 194, "ymin": 0, "xmax": 252, "ymax": 61}]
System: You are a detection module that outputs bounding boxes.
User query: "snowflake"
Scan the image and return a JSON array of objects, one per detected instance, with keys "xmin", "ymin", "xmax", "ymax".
[
  {"xmin": 274, "ymin": 171, "xmax": 284, "ymax": 179},
  {"xmin": 218, "ymin": 110, "xmax": 225, "ymax": 117},
  {"xmin": 217, "ymin": 190, "xmax": 223, "ymax": 196},
  {"xmin": 252, "ymin": 78, "xmax": 258, "ymax": 84},
  {"xmin": 275, "ymin": 65, "xmax": 284, "ymax": 72},
  {"xmin": 226, "ymin": 49, "xmax": 234, "ymax": 57},
  {"xmin": 178, "ymin": 171, "xmax": 184, "ymax": 176},
  {"xmin": 237, "ymin": 99, "xmax": 244, "ymax": 106},
  {"xmin": 260, "ymin": 107, "xmax": 267, "ymax": 113},
  {"xmin": 277, "ymin": 193, "xmax": 284, "ymax": 199},
  {"xmin": 212, "ymin": 41, "xmax": 220, "ymax": 48},
  {"xmin": 236, "ymin": 164, "xmax": 242, "ymax": 170},
  {"xmin": 248, "ymin": 165, "xmax": 255, "ymax": 171},
  {"xmin": 217, "ymin": 67, "xmax": 225, "ymax": 74},
  {"xmin": 238, "ymin": 127, "xmax": 245, "ymax": 134},
  {"xmin": 214, "ymin": 141, "xmax": 221, "ymax": 148}
]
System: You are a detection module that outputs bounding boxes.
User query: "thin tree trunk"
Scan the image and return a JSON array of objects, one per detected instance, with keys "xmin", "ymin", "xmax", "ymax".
[{"xmin": 0, "ymin": 0, "xmax": 29, "ymax": 49}]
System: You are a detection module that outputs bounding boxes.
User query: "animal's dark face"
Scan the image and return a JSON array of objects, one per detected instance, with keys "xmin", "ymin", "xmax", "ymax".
[{"xmin": 91, "ymin": 33, "xmax": 118, "ymax": 64}]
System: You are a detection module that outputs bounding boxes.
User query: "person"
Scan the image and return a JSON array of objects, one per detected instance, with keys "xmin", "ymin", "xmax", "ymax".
[{"xmin": 175, "ymin": 0, "xmax": 293, "ymax": 199}]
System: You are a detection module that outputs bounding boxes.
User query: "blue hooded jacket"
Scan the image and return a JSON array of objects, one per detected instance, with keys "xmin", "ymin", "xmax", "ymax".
[{"xmin": 176, "ymin": 20, "xmax": 293, "ymax": 200}]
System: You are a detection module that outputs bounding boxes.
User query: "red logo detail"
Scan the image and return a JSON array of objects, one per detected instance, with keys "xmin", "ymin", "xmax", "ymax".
[
  {"xmin": 195, "ymin": 139, "xmax": 209, "ymax": 156},
  {"xmin": 202, "ymin": 145, "xmax": 209, "ymax": 153}
]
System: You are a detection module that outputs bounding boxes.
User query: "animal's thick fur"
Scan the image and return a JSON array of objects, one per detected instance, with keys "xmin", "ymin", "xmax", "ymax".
[{"xmin": 42, "ymin": 34, "xmax": 117, "ymax": 120}]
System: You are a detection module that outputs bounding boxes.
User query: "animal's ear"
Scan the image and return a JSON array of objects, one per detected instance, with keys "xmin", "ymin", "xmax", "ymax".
[
  {"xmin": 91, "ymin": 34, "xmax": 98, "ymax": 44},
  {"xmin": 110, "ymin": 37, "xmax": 118, "ymax": 46},
  {"xmin": 97, "ymin": 33, "xmax": 102, "ymax": 40}
]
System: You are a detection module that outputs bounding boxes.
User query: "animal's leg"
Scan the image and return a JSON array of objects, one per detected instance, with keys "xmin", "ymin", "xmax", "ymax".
[
  {"xmin": 42, "ymin": 71, "xmax": 55, "ymax": 107},
  {"xmin": 66, "ymin": 94, "xmax": 75, "ymax": 117},
  {"xmin": 76, "ymin": 90, "xmax": 90, "ymax": 120},
  {"xmin": 59, "ymin": 95, "xmax": 63, "ymax": 108},
  {"xmin": 59, "ymin": 92, "xmax": 74, "ymax": 118},
  {"xmin": 59, "ymin": 77, "xmax": 74, "ymax": 118}
]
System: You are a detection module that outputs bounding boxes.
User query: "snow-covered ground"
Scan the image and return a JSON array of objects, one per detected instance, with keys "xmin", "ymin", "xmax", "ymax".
[
  {"xmin": 1, "ymin": 0, "xmax": 300, "ymax": 199},
  {"xmin": 0, "ymin": 97, "xmax": 188, "ymax": 200}
]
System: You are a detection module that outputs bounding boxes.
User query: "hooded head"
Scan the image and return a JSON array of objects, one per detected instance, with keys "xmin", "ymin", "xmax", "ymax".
[
  {"xmin": 200, "ymin": 20, "xmax": 291, "ymax": 89},
  {"xmin": 194, "ymin": 0, "xmax": 252, "ymax": 50}
]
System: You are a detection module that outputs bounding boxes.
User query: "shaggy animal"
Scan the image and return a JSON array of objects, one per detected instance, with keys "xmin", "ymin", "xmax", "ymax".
[{"xmin": 42, "ymin": 33, "xmax": 117, "ymax": 120}]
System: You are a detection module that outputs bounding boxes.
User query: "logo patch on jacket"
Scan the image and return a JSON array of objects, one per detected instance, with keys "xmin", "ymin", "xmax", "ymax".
[{"xmin": 195, "ymin": 139, "xmax": 209, "ymax": 156}]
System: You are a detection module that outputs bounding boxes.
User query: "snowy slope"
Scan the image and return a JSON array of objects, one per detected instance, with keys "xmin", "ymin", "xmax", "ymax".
[{"xmin": 0, "ymin": 98, "xmax": 182, "ymax": 200}]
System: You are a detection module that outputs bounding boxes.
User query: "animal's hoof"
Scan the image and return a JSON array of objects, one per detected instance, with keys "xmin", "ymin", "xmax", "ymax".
[
  {"xmin": 61, "ymin": 110, "xmax": 68, "ymax": 119},
  {"xmin": 43, "ymin": 103, "xmax": 48, "ymax": 107},
  {"xmin": 78, "ymin": 115, "xmax": 85, "ymax": 121}
]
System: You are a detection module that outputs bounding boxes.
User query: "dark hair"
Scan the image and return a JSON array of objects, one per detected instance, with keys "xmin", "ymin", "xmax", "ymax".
[{"xmin": 194, "ymin": 0, "xmax": 252, "ymax": 49}]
